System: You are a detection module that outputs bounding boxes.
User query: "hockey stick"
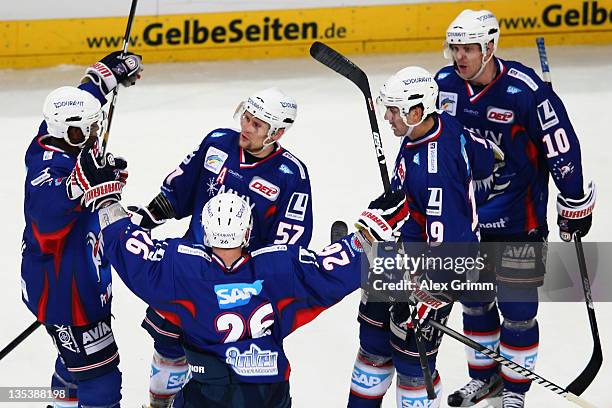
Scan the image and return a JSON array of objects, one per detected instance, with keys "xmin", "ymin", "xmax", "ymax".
[
  {"xmin": 100, "ymin": 0, "xmax": 139, "ymax": 155},
  {"xmin": 428, "ymin": 319, "xmax": 598, "ymax": 407},
  {"xmin": 1, "ymin": 2, "xmax": 139, "ymax": 364},
  {"xmin": 331, "ymin": 220, "xmax": 349, "ymax": 243},
  {"xmin": 536, "ymin": 37, "xmax": 602, "ymax": 395},
  {"xmin": 0, "ymin": 321, "xmax": 41, "ymax": 362},
  {"xmin": 310, "ymin": 41, "xmax": 437, "ymax": 400},
  {"xmin": 566, "ymin": 234, "xmax": 602, "ymax": 395}
]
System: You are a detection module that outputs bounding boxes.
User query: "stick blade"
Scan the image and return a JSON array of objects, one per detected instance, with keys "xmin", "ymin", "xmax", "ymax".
[
  {"xmin": 309, "ymin": 41, "xmax": 369, "ymax": 91},
  {"xmin": 566, "ymin": 339, "xmax": 603, "ymax": 395},
  {"xmin": 330, "ymin": 220, "xmax": 349, "ymax": 243}
]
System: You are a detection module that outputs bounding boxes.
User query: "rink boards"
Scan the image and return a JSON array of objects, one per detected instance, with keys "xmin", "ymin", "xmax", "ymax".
[{"xmin": 1, "ymin": 0, "xmax": 612, "ymax": 68}]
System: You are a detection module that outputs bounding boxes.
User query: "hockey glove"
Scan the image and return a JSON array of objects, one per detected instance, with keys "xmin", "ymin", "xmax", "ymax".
[
  {"xmin": 557, "ymin": 181, "xmax": 596, "ymax": 242},
  {"xmin": 68, "ymin": 143, "xmax": 128, "ymax": 210},
  {"xmin": 391, "ymin": 274, "xmax": 451, "ymax": 328},
  {"xmin": 84, "ymin": 51, "xmax": 143, "ymax": 95},
  {"xmin": 356, "ymin": 190, "xmax": 409, "ymax": 242},
  {"xmin": 127, "ymin": 205, "xmax": 166, "ymax": 230}
]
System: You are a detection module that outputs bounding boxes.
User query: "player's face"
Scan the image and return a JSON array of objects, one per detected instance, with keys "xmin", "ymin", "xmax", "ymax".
[
  {"xmin": 384, "ymin": 106, "xmax": 408, "ymax": 136},
  {"xmin": 450, "ymin": 44, "xmax": 483, "ymax": 78},
  {"xmin": 68, "ymin": 122, "xmax": 99, "ymax": 147},
  {"xmin": 239, "ymin": 111, "xmax": 271, "ymax": 150}
]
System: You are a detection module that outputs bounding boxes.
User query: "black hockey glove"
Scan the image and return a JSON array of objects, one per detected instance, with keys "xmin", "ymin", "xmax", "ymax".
[
  {"xmin": 127, "ymin": 205, "xmax": 166, "ymax": 230},
  {"xmin": 390, "ymin": 274, "xmax": 452, "ymax": 328},
  {"xmin": 84, "ymin": 51, "xmax": 143, "ymax": 94},
  {"xmin": 67, "ymin": 143, "xmax": 128, "ymax": 210},
  {"xmin": 557, "ymin": 182, "xmax": 596, "ymax": 242},
  {"xmin": 356, "ymin": 190, "xmax": 409, "ymax": 242}
]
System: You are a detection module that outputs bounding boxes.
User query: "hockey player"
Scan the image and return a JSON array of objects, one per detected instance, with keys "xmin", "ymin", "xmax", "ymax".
[
  {"xmin": 128, "ymin": 87, "xmax": 313, "ymax": 407},
  {"xmin": 436, "ymin": 10, "xmax": 595, "ymax": 408},
  {"xmin": 21, "ymin": 51, "xmax": 142, "ymax": 407},
  {"xmin": 348, "ymin": 67, "xmax": 496, "ymax": 408},
  {"xmin": 71, "ymin": 161, "xmax": 408, "ymax": 408}
]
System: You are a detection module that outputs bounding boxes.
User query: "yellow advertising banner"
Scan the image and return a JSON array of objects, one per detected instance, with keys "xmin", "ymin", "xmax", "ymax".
[{"xmin": 1, "ymin": 1, "xmax": 612, "ymax": 68}]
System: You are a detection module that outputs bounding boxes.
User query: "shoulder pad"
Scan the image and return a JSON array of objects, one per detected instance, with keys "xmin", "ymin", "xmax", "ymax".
[
  {"xmin": 506, "ymin": 66, "xmax": 540, "ymax": 92},
  {"xmin": 281, "ymin": 151, "xmax": 307, "ymax": 180},
  {"xmin": 177, "ymin": 244, "xmax": 212, "ymax": 261},
  {"xmin": 252, "ymin": 245, "xmax": 287, "ymax": 257}
]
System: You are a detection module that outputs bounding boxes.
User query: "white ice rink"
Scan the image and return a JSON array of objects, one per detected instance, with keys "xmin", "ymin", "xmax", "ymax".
[{"xmin": 1, "ymin": 45, "xmax": 611, "ymax": 407}]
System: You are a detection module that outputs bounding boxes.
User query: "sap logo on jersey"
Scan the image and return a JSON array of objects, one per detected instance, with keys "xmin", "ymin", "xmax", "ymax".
[
  {"xmin": 351, "ymin": 366, "xmax": 391, "ymax": 389},
  {"xmin": 249, "ymin": 177, "xmax": 280, "ymax": 201},
  {"xmin": 486, "ymin": 107, "xmax": 514, "ymax": 124},
  {"xmin": 204, "ymin": 147, "xmax": 228, "ymax": 175},
  {"xmin": 214, "ymin": 280, "xmax": 264, "ymax": 309}
]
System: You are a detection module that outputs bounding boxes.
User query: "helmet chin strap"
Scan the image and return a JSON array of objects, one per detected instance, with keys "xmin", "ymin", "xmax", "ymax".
[
  {"xmin": 246, "ymin": 133, "xmax": 276, "ymax": 156},
  {"xmin": 455, "ymin": 50, "xmax": 494, "ymax": 82},
  {"xmin": 401, "ymin": 114, "xmax": 426, "ymax": 138}
]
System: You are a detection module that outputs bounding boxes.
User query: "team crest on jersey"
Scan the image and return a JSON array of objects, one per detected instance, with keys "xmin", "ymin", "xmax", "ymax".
[
  {"xmin": 214, "ymin": 280, "xmax": 264, "ymax": 309},
  {"xmin": 204, "ymin": 147, "xmax": 228, "ymax": 174},
  {"xmin": 225, "ymin": 344, "xmax": 278, "ymax": 376},
  {"xmin": 438, "ymin": 91, "xmax": 457, "ymax": 116},
  {"xmin": 350, "ymin": 234, "xmax": 364, "ymax": 253},
  {"xmin": 507, "ymin": 85, "xmax": 522, "ymax": 95},
  {"xmin": 396, "ymin": 158, "xmax": 406, "ymax": 184},
  {"xmin": 486, "ymin": 107, "xmax": 515, "ymax": 124},
  {"xmin": 249, "ymin": 177, "xmax": 280, "ymax": 201}
]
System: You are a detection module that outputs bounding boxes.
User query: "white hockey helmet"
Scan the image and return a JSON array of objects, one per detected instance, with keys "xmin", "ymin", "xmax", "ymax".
[
  {"xmin": 377, "ymin": 66, "xmax": 438, "ymax": 128},
  {"xmin": 234, "ymin": 87, "xmax": 297, "ymax": 138},
  {"xmin": 43, "ymin": 86, "xmax": 104, "ymax": 148},
  {"xmin": 202, "ymin": 192, "xmax": 253, "ymax": 249},
  {"xmin": 444, "ymin": 9, "xmax": 500, "ymax": 59}
]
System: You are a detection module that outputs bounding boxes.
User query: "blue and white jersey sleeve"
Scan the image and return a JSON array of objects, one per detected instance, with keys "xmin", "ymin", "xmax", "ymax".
[
  {"xmin": 267, "ymin": 169, "xmax": 313, "ymax": 247},
  {"xmin": 526, "ymin": 80, "xmax": 585, "ymax": 199},
  {"xmin": 160, "ymin": 139, "xmax": 208, "ymax": 219},
  {"xmin": 101, "ymin": 218, "xmax": 181, "ymax": 310}
]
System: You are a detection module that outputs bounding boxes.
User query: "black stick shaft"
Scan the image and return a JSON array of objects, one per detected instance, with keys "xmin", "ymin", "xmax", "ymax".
[
  {"xmin": 101, "ymin": 0, "xmax": 139, "ymax": 155},
  {"xmin": 0, "ymin": 321, "xmax": 41, "ymax": 361}
]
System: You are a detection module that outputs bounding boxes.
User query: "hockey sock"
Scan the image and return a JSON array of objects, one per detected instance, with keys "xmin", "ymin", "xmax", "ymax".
[
  {"xmin": 149, "ymin": 350, "xmax": 189, "ymax": 407},
  {"xmin": 348, "ymin": 348, "xmax": 394, "ymax": 407},
  {"xmin": 77, "ymin": 368, "xmax": 121, "ymax": 408},
  {"xmin": 395, "ymin": 371, "xmax": 442, "ymax": 408},
  {"xmin": 462, "ymin": 301, "xmax": 501, "ymax": 380},
  {"xmin": 51, "ymin": 357, "xmax": 78, "ymax": 407}
]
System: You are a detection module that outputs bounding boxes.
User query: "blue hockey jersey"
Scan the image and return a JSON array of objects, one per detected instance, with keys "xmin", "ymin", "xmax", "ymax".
[
  {"xmin": 391, "ymin": 112, "xmax": 491, "ymax": 244},
  {"xmin": 160, "ymin": 129, "xmax": 313, "ymax": 250},
  {"xmin": 102, "ymin": 216, "xmax": 364, "ymax": 383},
  {"xmin": 21, "ymin": 82, "xmax": 113, "ymax": 325},
  {"xmin": 436, "ymin": 58, "xmax": 584, "ymax": 235}
]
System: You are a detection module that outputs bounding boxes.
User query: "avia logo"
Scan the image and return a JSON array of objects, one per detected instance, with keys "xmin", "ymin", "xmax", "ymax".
[
  {"xmin": 351, "ymin": 367, "xmax": 390, "ymax": 389},
  {"xmin": 486, "ymin": 107, "xmax": 515, "ymax": 124},
  {"xmin": 214, "ymin": 280, "xmax": 264, "ymax": 309},
  {"xmin": 503, "ymin": 244, "xmax": 536, "ymax": 259},
  {"xmin": 249, "ymin": 177, "xmax": 280, "ymax": 201},
  {"xmin": 82, "ymin": 321, "xmax": 112, "ymax": 345}
]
